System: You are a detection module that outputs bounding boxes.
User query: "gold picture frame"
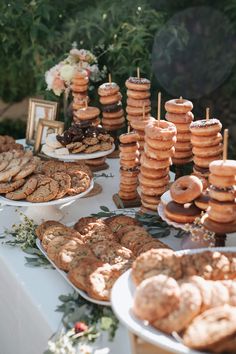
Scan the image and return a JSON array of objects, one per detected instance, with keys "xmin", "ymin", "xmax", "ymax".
[
  {"xmin": 26, "ymin": 98, "xmax": 58, "ymax": 145},
  {"xmin": 34, "ymin": 119, "xmax": 64, "ymax": 154}
]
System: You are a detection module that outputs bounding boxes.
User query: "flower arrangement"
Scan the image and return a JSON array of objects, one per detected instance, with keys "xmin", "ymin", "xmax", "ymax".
[{"xmin": 45, "ymin": 45, "xmax": 106, "ymax": 96}]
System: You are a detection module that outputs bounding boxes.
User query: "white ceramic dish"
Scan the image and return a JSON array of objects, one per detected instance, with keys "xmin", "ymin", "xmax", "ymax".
[
  {"xmin": 111, "ymin": 247, "xmax": 236, "ymax": 354},
  {"xmin": 43, "ymin": 144, "xmax": 115, "ymax": 161},
  {"xmin": 36, "ymin": 239, "xmax": 111, "ymax": 306}
]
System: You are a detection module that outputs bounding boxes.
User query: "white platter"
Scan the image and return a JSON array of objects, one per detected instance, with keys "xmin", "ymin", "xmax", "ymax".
[
  {"xmin": 43, "ymin": 144, "xmax": 115, "ymax": 161},
  {"xmin": 158, "ymin": 202, "xmax": 189, "ymax": 231},
  {"xmin": 36, "ymin": 239, "xmax": 111, "ymax": 306},
  {"xmin": 111, "ymin": 247, "xmax": 236, "ymax": 354}
]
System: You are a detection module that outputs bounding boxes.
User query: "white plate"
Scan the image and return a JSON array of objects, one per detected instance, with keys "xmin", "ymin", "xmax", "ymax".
[
  {"xmin": 111, "ymin": 247, "xmax": 236, "ymax": 354},
  {"xmin": 158, "ymin": 202, "xmax": 188, "ymax": 231},
  {"xmin": 36, "ymin": 239, "xmax": 111, "ymax": 306},
  {"xmin": 43, "ymin": 144, "xmax": 115, "ymax": 161},
  {"xmin": 0, "ymin": 180, "xmax": 94, "ymax": 206}
]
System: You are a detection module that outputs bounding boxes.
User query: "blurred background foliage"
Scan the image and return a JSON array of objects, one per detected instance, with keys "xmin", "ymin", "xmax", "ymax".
[{"xmin": 0, "ymin": 0, "xmax": 236, "ymax": 156}]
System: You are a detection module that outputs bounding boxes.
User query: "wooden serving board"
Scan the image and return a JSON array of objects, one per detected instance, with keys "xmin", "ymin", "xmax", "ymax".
[{"xmin": 112, "ymin": 193, "xmax": 141, "ymax": 209}]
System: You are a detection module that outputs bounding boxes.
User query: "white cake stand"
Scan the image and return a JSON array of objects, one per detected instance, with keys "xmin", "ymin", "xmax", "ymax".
[{"xmin": 0, "ymin": 180, "xmax": 94, "ymax": 223}]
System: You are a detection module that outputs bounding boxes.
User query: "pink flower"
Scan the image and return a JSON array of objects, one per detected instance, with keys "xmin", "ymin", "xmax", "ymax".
[{"xmin": 52, "ymin": 75, "xmax": 65, "ymax": 96}]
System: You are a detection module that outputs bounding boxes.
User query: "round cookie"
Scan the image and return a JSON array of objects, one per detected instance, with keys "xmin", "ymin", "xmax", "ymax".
[
  {"xmin": 35, "ymin": 220, "xmax": 64, "ymax": 240},
  {"xmin": 26, "ymin": 177, "xmax": 59, "ymax": 203},
  {"xmin": 0, "ymin": 179, "xmax": 25, "ymax": 194},
  {"xmin": 6, "ymin": 177, "xmax": 38, "ymax": 200},
  {"xmin": 51, "ymin": 172, "xmax": 71, "ymax": 199}
]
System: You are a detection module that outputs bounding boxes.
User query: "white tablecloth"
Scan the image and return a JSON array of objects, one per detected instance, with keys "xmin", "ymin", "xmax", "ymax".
[{"xmin": 0, "ymin": 153, "xmax": 235, "ymax": 354}]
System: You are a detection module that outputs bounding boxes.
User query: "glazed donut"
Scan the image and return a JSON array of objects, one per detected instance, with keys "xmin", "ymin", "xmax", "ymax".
[
  {"xmin": 175, "ymin": 141, "xmax": 192, "ymax": 151},
  {"xmin": 207, "ymin": 200, "xmax": 236, "ymax": 223},
  {"xmin": 191, "ymin": 132, "xmax": 222, "ymax": 147},
  {"xmin": 98, "ymin": 82, "xmax": 120, "ymax": 96},
  {"xmin": 192, "ymin": 144, "xmax": 223, "ymax": 158},
  {"xmin": 174, "ymin": 123, "xmax": 191, "ymax": 134},
  {"xmin": 170, "ymin": 175, "xmax": 203, "ymax": 203},
  {"xmin": 191, "ymin": 173, "xmax": 208, "ymax": 190},
  {"xmin": 127, "ymin": 97, "xmax": 151, "ymax": 108},
  {"xmin": 119, "ymin": 151, "xmax": 139, "ymax": 161},
  {"xmin": 164, "ymin": 201, "xmax": 201, "ymax": 223},
  {"xmin": 119, "ymin": 183, "xmax": 137, "ymax": 192},
  {"xmin": 72, "ymin": 75, "xmax": 89, "ymax": 85},
  {"xmin": 144, "ymin": 144, "xmax": 175, "ymax": 160},
  {"xmin": 201, "ymin": 213, "xmax": 236, "ymax": 234},
  {"xmin": 102, "ymin": 117, "xmax": 125, "ymax": 126},
  {"xmin": 209, "ymin": 159, "xmax": 236, "ymax": 176},
  {"xmin": 145, "ymin": 136, "xmax": 177, "ymax": 150},
  {"xmin": 134, "ymin": 129, "xmax": 145, "ymax": 139},
  {"xmin": 103, "ymin": 109, "xmax": 124, "ymax": 119},
  {"xmin": 140, "ymin": 183, "xmax": 168, "ymax": 196},
  {"xmin": 103, "ymin": 123, "xmax": 124, "ymax": 131},
  {"xmin": 172, "ymin": 156, "xmax": 193, "ymax": 165},
  {"xmin": 127, "ymin": 114, "xmax": 150, "ymax": 122},
  {"xmin": 174, "ymin": 150, "xmax": 192, "ymax": 159},
  {"xmin": 209, "ymin": 185, "xmax": 236, "ymax": 202},
  {"xmin": 139, "ymin": 174, "xmax": 169, "ymax": 188},
  {"xmin": 141, "ymin": 154, "xmax": 172, "ymax": 170},
  {"xmin": 193, "ymin": 165, "xmax": 210, "ymax": 178},
  {"xmin": 176, "ymin": 133, "xmax": 191, "ymax": 142},
  {"xmin": 120, "ymin": 167, "xmax": 139, "ymax": 177},
  {"xmin": 190, "ymin": 119, "xmax": 222, "ymax": 136},
  {"xmin": 140, "ymin": 166, "xmax": 169, "ymax": 179},
  {"xmin": 138, "ymin": 140, "xmax": 145, "ymax": 150},
  {"xmin": 99, "ymin": 92, "xmax": 122, "ymax": 105},
  {"xmin": 71, "ymin": 84, "xmax": 88, "ymax": 93},
  {"xmin": 120, "ymin": 144, "xmax": 138, "ymax": 153},
  {"xmin": 125, "ymin": 77, "xmax": 151, "ymax": 91},
  {"xmin": 194, "ymin": 191, "xmax": 210, "ymax": 210},
  {"xmin": 193, "ymin": 155, "xmax": 222, "ymax": 168},
  {"xmin": 75, "ymin": 107, "xmax": 100, "ymax": 120},
  {"xmin": 165, "ymin": 98, "xmax": 193, "ymax": 114},
  {"xmin": 120, "ymin": 158, "xmax": 139, "ymax": 169},
  {"xmin": 145, "ymin": 120, "xmax": 177, "ymax": 140},
  {"xmin": 141, "ymin": 193, "xmax": 161, "ymax": 205},
  {"xmin": 118, "ymin": 190, "xmax": 138, "ymax": 200},
  {"xmin": 165, "ymin": 111, "xmax": 194, "ymax": 124},
  {"xmin": 209, "ymin": 173, "xmax": 236, "ymax": 188},
  {"xmin": 127, "ymin": 89, "xmax": 151, "ymax": 99},
  {"xmin": 126, "ymin": 106, "xmax": 151, "ymax": 116},
  {"xmin": 120, "ymin": 175, "xmax": 138, "ymax": 185},
  {"xmin": 131, "ymin": 117, "xmax": 155, "ymax": 131},
  {"xmin": 141, "ymin": 200, "xmax": 159, "ymax": 211}
]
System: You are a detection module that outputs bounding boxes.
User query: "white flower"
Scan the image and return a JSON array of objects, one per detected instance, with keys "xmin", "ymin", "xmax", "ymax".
[
  {"xmin": 59, "ymin": 64, "xmax": 75, "ymax": 82},
  {"xmin": 77, "ymin": 343, "xmax": 93, "ymax": 354},
  {"xmin": 70, "ymin": 48, "xmax": 81, "ymax": 57}
]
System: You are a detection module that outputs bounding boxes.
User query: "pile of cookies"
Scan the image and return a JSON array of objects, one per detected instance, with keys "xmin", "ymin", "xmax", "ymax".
[
  {"xmin": 139, "ymin": 119, "xmax": 177, "ymax": 212},
  {"xmin": 165, "ymin": 97, "xmax": 194, "ymax": 165},
  {"xmin": 132, "ymin": 248, "xmax": 236, "ymax": 352},
  {"xmin": 36, "ymin": 215, "xmax": 170, "ymax": 301},
  {"xmin": 43, "ymin": 122, "xmax": 114, "ymax": 156},
  {"xmin": 71, "ymin": 69, "xmax": 89, "ymax": 113},
  {"xmin": 73, "ymin": 106, "xmax": 100, "ymax": 126},
  {"xmin": 206, "ymin": 159, "xmax": 236, "ymax": 227},
  {"xmin": 0, "ymin": 155, "xmax": 91, "ymax": 202},
  {"xmin": 98, "ymin": 81, "xmax": 125, "ymax": 131},
  {"xmin": 125, "ymin": 76, "xmax": 151, "ymax": 152},
  {"xmin": 118, "ymin": 132, "xmax": 140, "ymax": 201},
  {"xmin": 164, "ymin": 175, "xmax": 203, "ymax": 223},
  {"xmin": 190, "ymin": 118, "xmax": 223, "ymax": 186},
  {"xmin": 0, "ymin": 135, "xmax": 23, "ymax": 153}
]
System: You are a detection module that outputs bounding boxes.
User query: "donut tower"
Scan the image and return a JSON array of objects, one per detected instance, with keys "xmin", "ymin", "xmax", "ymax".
[
  {"xmin": 139, "ymin": 106, "xmax": 177, "ymax": 212},
  {"xmin": 71, "ymin": 69, "xmax": 89, "ymax": 116},
  {"xmin": 98, "ymin": 75, "xmax": 125, "ymax": 132},
  {"xmin": 118, "ymin": 132, "xmax": 140, "ymax": 202},
  {"xmin": 165, "ymin": 97, "xmax": 194, "ymax": 166},
  {"xmin": 190, "ymin": 112, "xmax": 223, "ymax": 187},
  {"xmin": 207, "ymin": 130, "xmax": 236, "ymax": 228},
  {"xmin": 125, "ymin": 69, "xmax": 151, "ymax": 153}
]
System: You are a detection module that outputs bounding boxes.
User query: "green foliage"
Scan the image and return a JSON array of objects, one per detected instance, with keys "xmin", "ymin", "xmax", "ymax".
[{"xmin": 0, "ymin": 118, "xmax": 26, "ymax": 138}]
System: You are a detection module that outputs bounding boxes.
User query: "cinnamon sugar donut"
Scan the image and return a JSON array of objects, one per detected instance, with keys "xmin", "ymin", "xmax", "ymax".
[
  {"xmin": 144, "ymin": 144, "xmax": 175, "ymax": 159},
  {"xmin": 175, "ymin": 141, "xmax": 192, "ymax": 151},
  {"xmin": 120, "ymin": 158, "xmax": 139, "ymax": 169},
  {"xmin": 119, "ymin": 132, "xmax": 139, "ymax": 144},
  {"xmin": 194, "ymin": 191, "xmax": 210, "ymax": 210},
  {"xmin": 118, "ymin": 190, "xmax": 138, "ymax": 200},
  {"xmin": 119, "ymin": 151, "xmax": 139, "ymax": 161},
  {"xmin": 127, "ymin": 114, "xmax": 150, "ymax": 122},
  {"xmin": 174, "ymin": 123, "xmax": 191, "ymax": 133},
  {"xmin": 209, "ymin": 174, "xmax": 236, "ymax": 188},
  {"xmin": 139, "ymin": 174, "xmax": 169, "ymax": 188},
  {"xmin": 193, "ymin": 155, "xmax": 222, "ymax": 168},
  {"xmin": 209, "ymin": 185, "xmax": 236, "ymax": 202},
  {"xmin": 209, "ymin": 159, "xmax": 236, "ymax": 176},
  {"xmin": 141, "ymin": 193, "xmax": 161, "ymax": 205},
  {"xmin": 120, "ymin": 183, "xmax": 137, "ymax": 192},
  {"xmin": 119, "ymin": 144, "xmax": 138, "ymax": 153},
  {"xmin": 71, "ymin": 84, "xmax": 88, "ymax": 93},
  {"xmin": 131, "ymin": 117, "xmax": 155, "ymax": 131},
  {"xmin": 165, "ymin": 98, "xmax": 193, "ymax": 114},
  {"xmin": 145, "ymin": 120, "xmax": 177, "ymax": 140},
  {"xmin": 140, "ymin": 183, "xmax": 168, "ymax": 196},
  {"xmin": 120, "ymin": 168, "xmax": 139, "ymax": 177},
  {"xmin": 125, "ymin": 77, "xmax": 150, "ymax": 91},
  {"xmin": 102, "ymin": 117, "xmax": 125, "ymax": 126},
  {"xmin": 103, "ymin": 109, "xmax": 124, "ymax": 119},
  {"xmin": 127, "ymin": 89, "xmax": 150, "ymax": 99},
  {"xmin": 127, "ymin": 97, "xmax": 151, "ymax": 108},
  {"xmin": 173, "ymin": 156, "xmax": 193, "ymax": 165},
  {"xmin": 99, "ymin": 92, "xmax": 122, "ymax": 105},
  {"xmin": 174, "ymin": 150, "xmax": 192, "ymax": 159},
  {"xmin": 176, "ymin": 132, "xmax": 191, "ymax": 142},
  {"xmin": 120, "ymin": 175, "xmax": 138, "ymax": 184},
  {"xmin": 190, "ymin": 119, "xmax": 222, "ymax": 136},
  {"xmin": 141, "ymin": 200, "xmax": 159, "ymax": 211},
  {"xmin": 191, "ymin": 132, "xmax": 222, "ymax": 147},
  {"xmin": 75, "ymin": 107, "xmax": 100, "ymax": 120},
  {"xmin": 140, "ymin": 154, "xmax": 172, "ymax": 170},
  {"xmin": 165, "ymin": 111, "xmax": 194, "ymax": 124},
  {"xmin": 140, "ymin": 166, "xmax": 169, "ymax": 179},
  {"xmin": 98, "ymin": 82, "xmax": 120, "ymax": 96},
  {"xmin": 170, "ymin": 175, "xmax": 203, "ymax": 203},
  {"xmin": 145, "ymin": 136, "xmax": 177, "ymax": 150},
  {"xmin": 207, "ymin": 200, "xmax": 236, "ymax": 223},
  {"xmin": 126, "ymin": 105, "xmax": 151, "ymax": 116},
  {"xmin": 192, "ymin": 144, "xmax": 223, "ymax": 157}
]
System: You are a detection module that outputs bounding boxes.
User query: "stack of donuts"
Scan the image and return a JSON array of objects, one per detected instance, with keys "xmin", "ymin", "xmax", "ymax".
[
  {"xmin": 139, "ymin": 120, "xmax": 177, "ymax": 212},
  {"xmin": 71, "ymin": 69, "xmax": 89, "ymax": 116},
  {"xmin": 190, "ymin": 119, "xmax": 223, "ymax": 187},
  {"xmin": 165, "ymin": 175, "xmax": 203, "ymax": 223},
  {"xmin": 73, "ymin": 106, "xmax": 100, "ymax": 126},
  {"xmin": 165, "ymin": 97, "xmax": 194, "ymax": 165},
  {"xmin": 118, "ymin": 132, "xmax": 140, "ymax": 201},
  {"xmin": 125, "ymin": 77, "xmax": 151, "ymax": 152},
  {"xmin": 207, "ymin": 160, "xmax": 236, "ymax": 227},
  {"xmin": 98, "ymin": 82, "xmax": 125, "ymax": 131}
]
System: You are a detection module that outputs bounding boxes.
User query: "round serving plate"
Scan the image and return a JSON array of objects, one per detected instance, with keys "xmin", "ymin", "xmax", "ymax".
[
  {"xmin": 42, "ymin": 144, "xmax": 115, "ymax": 161},
  {"xmin": 111, "ymin": 247, "xmax": 236, "ymax": 354}
]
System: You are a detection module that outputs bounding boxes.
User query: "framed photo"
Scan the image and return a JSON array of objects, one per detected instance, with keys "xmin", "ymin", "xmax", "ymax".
[
  {"xmin": 26, "ymin": 98, "xmax": 58, "ymax": 145},
  {"xmin": 34, "ymin": 118, "xmax": 64, "ymax": 154}
]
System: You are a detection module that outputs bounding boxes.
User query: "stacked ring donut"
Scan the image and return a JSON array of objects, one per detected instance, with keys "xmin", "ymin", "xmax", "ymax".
[
  {"xmin": 98, "ymin": 82, "xmax": 125, "ymax": 131},
  {"xmin": 73, "ymin": 106, "xmax": 100, "ymax": 126},
  {"xmin": 206, "ymin": 160, "xmax": 236, "ymax": 226},
  {"xmin": 190, "ymin": 118, "xmax": 223, "ymax": 186},
  {"xmin": 71, "ymin": 70, "xmax": 90, "ymax": 119},
  {"xmin": 118, "ymin": 132, "xmax": 140, "ymax": 201},
  {"xmin": 165, "ymin": 97, "xmax": 194, "ymax": 165},
  {"xmin": 125, "ymin": 76, "xmax": 151, "ymax": 153},
  {"xmin": 138, "ymin": 120, "xmax": 177, "ymax": 212}
]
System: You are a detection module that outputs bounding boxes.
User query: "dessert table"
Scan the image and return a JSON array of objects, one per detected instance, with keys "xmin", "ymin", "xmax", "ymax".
[{"xmin": 0, "ymin": 148, "xmax": 235, "ymax": 354}]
